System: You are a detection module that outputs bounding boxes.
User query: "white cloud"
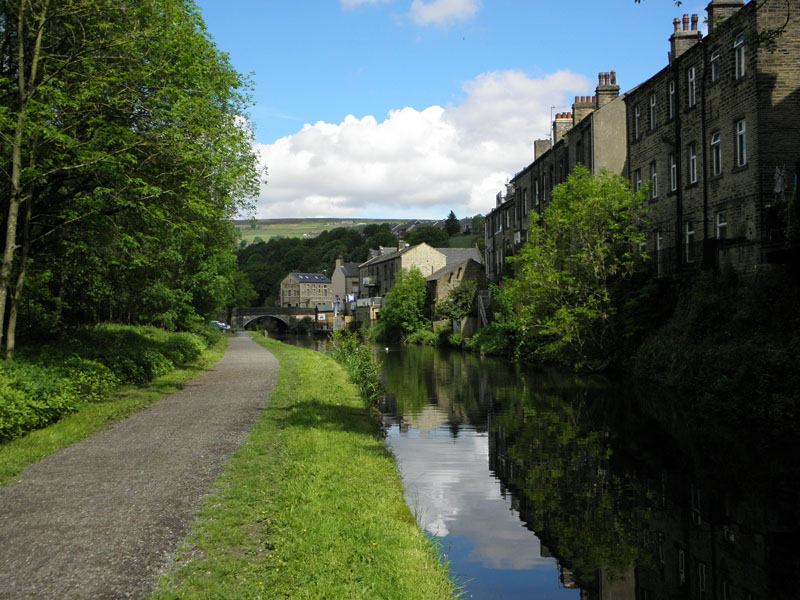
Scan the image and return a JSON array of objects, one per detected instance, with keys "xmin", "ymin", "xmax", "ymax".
[
  {"xmin": 251, "ymin": 69, "xmax": 590, "ymax": 219},
  {"xmin": 409, "ymin": 0, "xmax": 481, "ymax": 26}
]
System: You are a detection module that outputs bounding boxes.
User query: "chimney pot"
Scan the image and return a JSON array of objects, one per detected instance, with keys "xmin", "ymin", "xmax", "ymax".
[
  {"xmin": 682, "ymin": 14, "xmax": 689, "ymax": 30},
  {"xmin": 673, "ymin": 17, "xmax": 680, "ymax": 33},
  {"xmin": 592, "ymin": 95, "xmax": 596, "ymax": 102},
  {"xmin": 574, "ymin": 95, "xmax": 579, "ymax": 103},
  {"xmin": 610, "ymin": 70, "xmax": 616, "ymax": 84},
  {"xmin": 691, "ymin": 14, "xmax": 698, "ymax": 30},
  {"xmin": 598, "ymin": 72, "xmax": 603, "ymax": 84}
]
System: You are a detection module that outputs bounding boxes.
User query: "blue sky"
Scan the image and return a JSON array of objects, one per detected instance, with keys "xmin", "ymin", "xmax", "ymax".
[{"xmin": 193, "ymin": 0, "xmax": 709, "ymax": 220}]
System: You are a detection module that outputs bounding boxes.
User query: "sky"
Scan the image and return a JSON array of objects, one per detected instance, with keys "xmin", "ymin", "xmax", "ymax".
[{"xmin": 192, "ymin": 0, "xmax": 711, "ymax": 220}]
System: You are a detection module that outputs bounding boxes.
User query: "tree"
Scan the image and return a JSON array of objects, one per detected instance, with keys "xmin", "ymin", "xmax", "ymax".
[
  {"xmin": 404, "ymin": 226, "xmax": 449, "ymax": 248},
  {"xmin": 471, "ymin": 214, "xmax": 485, "ymax": 233},
  {"xmin": 1, "ymin": 0, "xmax": 261, "ymax": 353},
  {"xmin": 374, "ymin": 267, "xmax": 429, "ymax": 341},
  {"xmin": 435, "ymin": 279, "xmax": 477, "ymax": 332},
  {"xmin": 504, "ymin": 166, "xmax": 649, "ymax": 369},
  {"xmin": 444, "ymin": 211, "xmax": 460, "ymax": 236}
]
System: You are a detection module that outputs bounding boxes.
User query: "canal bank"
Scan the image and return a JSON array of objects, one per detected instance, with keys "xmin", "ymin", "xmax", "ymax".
[{"xmin": 150, "ymin": 336, "xmax": 456, "ymax": 600}]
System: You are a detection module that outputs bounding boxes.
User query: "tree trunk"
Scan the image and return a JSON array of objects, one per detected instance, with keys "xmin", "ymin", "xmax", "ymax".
[{"xmin": 6, "ymin": 192, "xmax": 32, "ymax": 360}]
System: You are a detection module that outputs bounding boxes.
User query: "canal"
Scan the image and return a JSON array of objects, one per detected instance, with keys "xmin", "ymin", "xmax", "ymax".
[{"xmin": 277, "ymin": 335, "xmax": 800, "ymax": 598}]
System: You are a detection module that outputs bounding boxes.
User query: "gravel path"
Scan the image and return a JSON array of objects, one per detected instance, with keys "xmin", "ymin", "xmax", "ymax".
[{"xmin": 0, "ymin": 333, "xmax": 278, "ymax": 600}]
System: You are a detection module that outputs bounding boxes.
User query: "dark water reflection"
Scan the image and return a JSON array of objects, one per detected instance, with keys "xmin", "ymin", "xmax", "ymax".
[{"xmin": 376, "ymin": 344, "xmax": 800, "ymax": 600}]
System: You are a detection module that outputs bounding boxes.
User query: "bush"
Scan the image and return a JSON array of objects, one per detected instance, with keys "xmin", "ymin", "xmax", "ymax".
[
  {"xmin": 326, "ymin": 331, "xmax": 384, "ymax": 405},
  {"xmin": 0, "ymin": 362, "xmax": 76, "ymax": 442},
  {"xmin": 57, "ymin": 358, "xmax": 121, "ymax": 403},
  {"xmin": 2, "ymin": 324, "xmax": 213, "ymax": 442},
  {"xmin": 405, "ymin": 329, "xmax": 439, "ymax": 346}
]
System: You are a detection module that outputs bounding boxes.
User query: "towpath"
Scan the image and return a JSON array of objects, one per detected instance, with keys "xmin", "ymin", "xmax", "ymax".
[{"xmin": 0, "ymin": 333, "xmax": 278, "ymax": 599}]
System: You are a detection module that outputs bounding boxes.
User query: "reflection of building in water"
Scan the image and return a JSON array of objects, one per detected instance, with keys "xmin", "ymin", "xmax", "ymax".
[{"xmin": 487, "ymin": 393, "xmax": 799, "ymax": 600}]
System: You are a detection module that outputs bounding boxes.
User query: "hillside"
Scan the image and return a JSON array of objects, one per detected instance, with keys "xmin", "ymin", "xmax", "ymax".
[{"xmin": 232, "ymin": 218, "xmax": 410, "ymax": 243}]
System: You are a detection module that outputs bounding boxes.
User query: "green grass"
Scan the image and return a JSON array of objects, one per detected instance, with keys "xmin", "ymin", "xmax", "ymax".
[
  {"xmin": 150, "ymin": 337, "xmax": 457, "ymax": 600},
  {"xmin": 233, "ymin": 218, "xmax": 406, "ymax": 243},
  {"xmin": 0, "ymin": 336, "xmax": 228, "ymax": 486},
  {"xmin": 447, "ymin": 233, "xmax": 480, "ymax": 248}
]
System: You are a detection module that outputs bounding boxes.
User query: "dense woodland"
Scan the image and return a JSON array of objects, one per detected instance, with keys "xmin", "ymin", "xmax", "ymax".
[{"xmin": 1, "ymin": 0, "xmax": 261, "ymax": 356}]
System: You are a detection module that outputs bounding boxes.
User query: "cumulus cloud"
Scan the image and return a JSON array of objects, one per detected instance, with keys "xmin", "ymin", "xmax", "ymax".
[
  {"xmin": 409, "ymin": 0, "xmax": 481, "ymax": 26},
  {"xmin": 252, "ymin": 69, "xmax": 590, "ymax": 219}
]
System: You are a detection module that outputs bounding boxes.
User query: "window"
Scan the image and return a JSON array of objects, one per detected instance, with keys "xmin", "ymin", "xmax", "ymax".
[
  {"xmin": 535, "ymin": 179, "xmax": 540, "ymax": 206},
  {"xmin": 689, "ymin": 143, "xmax": 697, "ymax": 183},
  {"xmin": 711, "ymin": 50, "xmax": 720, "ymax": 81},
  {"xmin": 650, "ymin": 94, "xmax": 657, "ymax": 130},
  {"xmin": 716, "ymin": 212, "xmax": 727, "ymax": 239},
  {"xmin": 711, "ymin": 131, "xmax": 722, "ymax": 176},
  {"xmin": 734, "ymin": 34, "xmax": 745, "ymax": 79},
  {"xmin": 736, "ymin": 119, "xmax": 747, "ymax": 166},
  {"xmin": 634, "ymin": 169, "xmax": 643, "ymax": 192},
  {"xmin": 685, "ymin": 221, "xmax": 695, "ymax": 263},
  {"xmin": 669, "ymin": 80, "xmax": 676, "ymax": 119},
  {"xmin": 656, "ymin": 231, "xmax": 664, "ymax": 277},
  {"xmin": 670, "ymin": 153, "xmax": 677, "ymax": 191},
  {"xmin": 687, "ymin": 67, "xmax": 696, "ymax": 107},
  {"xmin": 651, "ymin": 161, "xmax": 658, "ymax": 198},
  {"xmin": 678, "ymin": 549, "xmax": 686, "ymax": 584},
  {"xmin": 634, "ymin": 105, "xmax": 641, "ymax": 138},
  {"xmin": 522, "ymin": 189, "xmax": 528, "ymax": 214},
  {"xmin": 698, "ymin": 562, "xmax": 707, "ymax": 593}
]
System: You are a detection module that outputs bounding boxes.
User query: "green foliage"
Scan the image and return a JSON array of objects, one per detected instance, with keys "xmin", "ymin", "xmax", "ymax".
[
  {"xmin": 444, "ymin": 211, "xmax": 460, "ymax": 236},
  {"xmin": 291, "ymin": 316, "xmax": 316, "ymax": 335},
  {"xmin": 1, "ymin": 325, "xmax": 211, "ymax": 441},
  {"xmin": 1, "ymin": 0, "xmax": 262, "ymax": 347},
  {"xmin": 405, "ymin": 328, "xmax": 440, "ymax": 346},
  {"xmin": 631, "ymin": 267, "xmax": 800, "ymax": 426},
  {"xmin": 373, "ymin": 267, "xmax": 430, "ymax": 342},
  {"xmin": 502, "ymin": 166, "xmax": 649, "ymax": 368},
  {"xmin": 326, "ymin": 331, "xmax": 384, "ymax": 405},
  {"xmin": 436, "ymin": 280, "xmax": 478, "ymax": 324},
  {"xmin": 404, "ymin": 226, "xmax": 450, "ymax": 248}
]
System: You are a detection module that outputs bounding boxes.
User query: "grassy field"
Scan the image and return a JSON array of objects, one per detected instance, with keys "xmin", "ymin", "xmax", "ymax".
[
  {"xmin": 233, "ymin": 218, "xmax": 408, "ymax": 243},
  {"xmin": 0, "ymin": 335, "xmax": 228, "ymax": 486},
  {"xmin": 150, "ymin": 337, "xmax": 457, "ymax": 600},
  {"xmin": 447, "ymin": 233, "xmax": 481, "ymax": 248}
]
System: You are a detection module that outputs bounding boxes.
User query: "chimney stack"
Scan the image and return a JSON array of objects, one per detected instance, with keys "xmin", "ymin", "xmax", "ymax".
[
  {"xmin": 553, "ymin": 112, "xmax": 572, "ymax": 143},
  {"xmin": 534, "ymin": 139, "xmax": 550, "ymax": 161},
  {"xmin": 596, "ymin": 70, "xmax": 620, "ymax": 108},
  {"xmin": 670, "ymin": 13, "xmax": 703, "ymax": 63},
  {"xmin": 706, "ymin": 0, "xmax": 744, "ymax": 33}
]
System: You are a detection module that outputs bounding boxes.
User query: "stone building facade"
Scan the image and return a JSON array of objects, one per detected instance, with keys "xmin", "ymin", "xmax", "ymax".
[
  {"xmin": 485, "ymin": 71, "xmax": 628, "ymax": 281},
  {"xmin": 279, "ymin": 272, "xmax": 331, "ymax": 308},
  {"xmin": 627, "ymin": 0, "xmax": 800, "ymax": 276},
  {"xmin": 485, "ymin": 0, "xmax": 799, "ymax": 281},
  {"xmin": 331, "ymin": 255, "xmax": 360, "ymax": 304},
  {"xmin": 358, "ymin": 242, "xmax": 447, "ymax": 298}
]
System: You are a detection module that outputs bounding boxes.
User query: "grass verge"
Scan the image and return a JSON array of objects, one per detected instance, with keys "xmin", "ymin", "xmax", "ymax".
[
  {"xmin": 150, "ymin": 336, "xmax": 457, "ymax": 600},
  {"xmin": 0, "ymin": 335, "xmax": 228, "ymax": 486}
]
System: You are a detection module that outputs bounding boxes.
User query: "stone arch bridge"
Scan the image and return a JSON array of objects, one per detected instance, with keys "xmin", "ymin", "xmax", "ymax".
[{"xmin": 231, "ymin": 306, "xmax": 316, "ymax": 330}]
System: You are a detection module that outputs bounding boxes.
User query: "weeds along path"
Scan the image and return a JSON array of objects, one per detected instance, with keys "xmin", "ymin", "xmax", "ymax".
[{"xmin": 0, "ymin": 333, "xmax": 278, "ymax": 600}]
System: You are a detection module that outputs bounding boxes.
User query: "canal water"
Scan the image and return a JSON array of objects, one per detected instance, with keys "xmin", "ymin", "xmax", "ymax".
[
  {"xmin": 374, "ymin": 344, "xmax": 800, "ymax": 600},
  {"xmin": 276, "ymin": 335, "xmax": 800, "ymax": 598}
]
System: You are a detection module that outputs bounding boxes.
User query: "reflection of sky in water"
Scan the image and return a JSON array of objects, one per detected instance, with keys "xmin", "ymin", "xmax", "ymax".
[{"xmin": 386, "ymin": 421, "xmax": 580, "ymax": 599}]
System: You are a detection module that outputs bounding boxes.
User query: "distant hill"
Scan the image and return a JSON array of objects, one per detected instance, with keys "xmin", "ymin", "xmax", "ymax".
[{"xmin": 231, "ymin": 218, "xmax": 411, "ymax": 243}]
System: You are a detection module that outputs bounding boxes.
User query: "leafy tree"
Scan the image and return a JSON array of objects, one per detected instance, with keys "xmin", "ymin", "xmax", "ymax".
[
  {"xmin": 374, "ymin": 267, "xmax": 429, "ymax": 342},
  {"xmin": 404, "ymin": 226, "xmax": 449, "ymax": 248},
  {"xmin": 435, "ymin": 280, "xmax": 477, "ymax": 331},
  {"xmin": 444, "ymin": 210, "xmax": 460, "ymax": 236},
  {"xmin": 1, "ymin": 0, "xmax": 262, "ymax": 354},
  {"xmin": 503, "ymin": 166, "xmax": 649, "ymax": 368},
  {"xmin": 471, "ymin": 214, "xmax": 485, "ymax": 233}
]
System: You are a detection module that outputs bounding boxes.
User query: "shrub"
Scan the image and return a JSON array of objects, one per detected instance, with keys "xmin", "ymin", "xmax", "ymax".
[
  {"xmin": 57, "ymin": 358, "xmax": 121, "ymax": 403},
  {"xmin": 0, "ymin": 362, "xmax": 76, "ymax": 442},
  {"xmin": 405, "ymin": 329, "xmax": 439, "ymax": 346},
  {"xmin": 326, "ymin": 331, "xmax": 384, "ymax": 405}
]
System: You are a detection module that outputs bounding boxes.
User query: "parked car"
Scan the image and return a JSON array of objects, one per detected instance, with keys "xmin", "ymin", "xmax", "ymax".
[{"xmin": 209, "ymin": 320, "xmax": 231, "ymax": 331}]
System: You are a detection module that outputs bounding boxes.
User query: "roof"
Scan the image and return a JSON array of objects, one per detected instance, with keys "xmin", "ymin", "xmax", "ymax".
[
  {"xmin": 359, "ymin": 243, "xmax": 415, "ymax": 268},
  {"xmin": 288, "ymin": 272, "xmax": 331, "ymax": 283},
  {"xmin": 315, "ymin": 303, "xmax": 334, "ymax": 312},
  {"xmin": 426, "ymin": 258, "xmax": 483, "ymax": 281},
  {"xmin": 439, "ymin": 248, "xmax": 483, "ymax": 265},
  {"xmin": 340, "ymin": 263, "xmax": 360, "ymax": 277}
]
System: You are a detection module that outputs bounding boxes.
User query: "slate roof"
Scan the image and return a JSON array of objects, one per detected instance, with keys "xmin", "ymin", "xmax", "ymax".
[
  {"xmin": 439, "ymin": 248, "xmax": 483, "ymax": 265},
  {"xmin": 426, "ymin": 258, "xmax": 482, "ymax": 281},
  {"xmin": 359, "ymin": 244, "xmax": 415, "ymax": 268},
  {"xmin": 289, "ymin": 272, "xmax": 331, "ymax": 284},
  {"xmin": 341, "ymin": 263, "xmax": 360, "ymax": 277}
]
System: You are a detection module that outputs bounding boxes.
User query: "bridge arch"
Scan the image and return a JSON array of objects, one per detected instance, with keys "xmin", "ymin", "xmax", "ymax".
[{"xmin": 242, "ymin": 314, "xmax": 290, "ymax": 330}]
